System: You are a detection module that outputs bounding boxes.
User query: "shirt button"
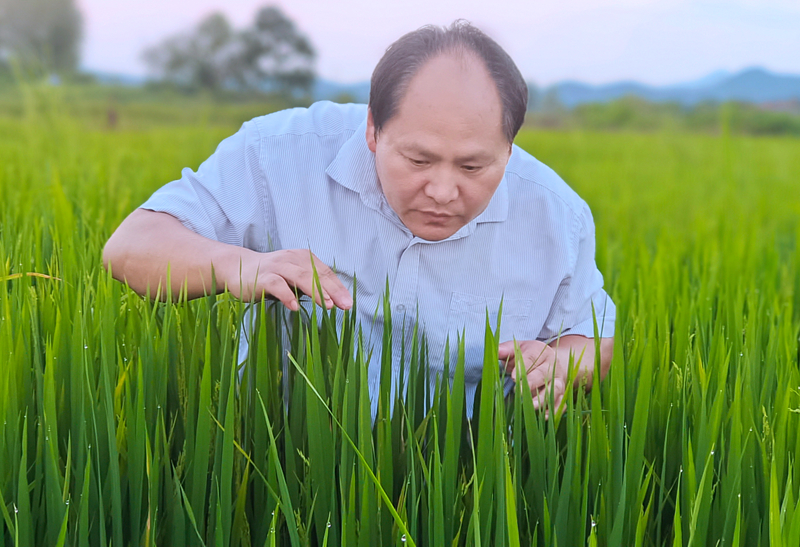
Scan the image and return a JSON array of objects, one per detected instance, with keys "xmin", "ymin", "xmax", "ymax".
[{"xmin": 395, "ymin": 304, "xmax": 406, "ymax": 312}]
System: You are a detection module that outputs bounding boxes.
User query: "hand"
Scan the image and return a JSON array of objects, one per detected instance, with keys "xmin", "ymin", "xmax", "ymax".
[
  {"xmin": 218, "ymin": 248, "xmax": 353, "ymax": 311},
  {"xmin": 498, "ymin": 339, "xmax": 567, "ymax": 418}
]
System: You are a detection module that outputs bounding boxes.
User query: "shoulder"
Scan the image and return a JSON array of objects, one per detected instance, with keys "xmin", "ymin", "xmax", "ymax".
[
  {"xmin": 250, "ymin": 101, "xmax": 367, "ymax": 139},
  {"xmin": 503, "ymin": 145, "xmax": 595, "ymax": 260},
  {"xmin": 504, "ymin": 144, "xmax": 589, "ymax": 219}
]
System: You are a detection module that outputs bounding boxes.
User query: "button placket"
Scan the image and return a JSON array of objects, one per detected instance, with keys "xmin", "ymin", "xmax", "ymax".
[
  {"xmin": 391, "ymin": 242, "xmax": 420, "ymax": 316},
  {"xmin": 389, "ymin": 242, "xmax": 420, "ymax": 387}
]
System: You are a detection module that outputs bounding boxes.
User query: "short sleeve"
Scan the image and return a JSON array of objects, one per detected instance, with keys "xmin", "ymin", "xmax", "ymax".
[
  {"xmin": 538, "ymin": 204, "xmax": 616, "ymax": 341},
  {"xmin": 139, "ymin": 120, "xmax": 274, "ymax": 252}
]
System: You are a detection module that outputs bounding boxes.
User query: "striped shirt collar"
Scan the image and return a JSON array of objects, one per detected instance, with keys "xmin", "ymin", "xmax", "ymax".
[{"xmin": 325, "ymin": 118, "xmax": 509, "ymax": 242}]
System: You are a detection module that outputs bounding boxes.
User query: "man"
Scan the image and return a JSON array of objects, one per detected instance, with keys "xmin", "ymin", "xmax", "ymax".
[{"xmin": 103, "ymin": 21, "xmax": 615, "ymax": 417}]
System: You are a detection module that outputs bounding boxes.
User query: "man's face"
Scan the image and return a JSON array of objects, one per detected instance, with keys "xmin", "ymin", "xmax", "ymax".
[{"xmin": 366, "ymin": 52, "xmax": 512, "ymax": 241}]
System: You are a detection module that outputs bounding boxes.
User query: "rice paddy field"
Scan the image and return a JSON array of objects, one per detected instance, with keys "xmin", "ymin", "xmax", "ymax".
[{"xmin": 1, "ymin": 88, "xmax": 800, "ymax": 546}]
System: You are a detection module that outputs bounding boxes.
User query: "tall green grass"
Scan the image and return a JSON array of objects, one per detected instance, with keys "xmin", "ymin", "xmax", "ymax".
[{"xmin": 1, "ymin": 99, "xmax": 800, "ymax": 545}]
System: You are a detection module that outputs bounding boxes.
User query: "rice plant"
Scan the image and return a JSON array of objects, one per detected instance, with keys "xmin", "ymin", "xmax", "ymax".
[{"xmin": 1, "ymin": 96, "xmax": 799, "ymax": 546}]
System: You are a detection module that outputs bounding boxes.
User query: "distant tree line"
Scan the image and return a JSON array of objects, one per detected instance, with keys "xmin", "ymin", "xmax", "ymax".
[
  {"xmin": 0, "ymin": 0, "xmax": 315, "ymax": 100},
  {"xmin": 0, "ymin": 0, "xmax": 82, "ymax": 76},
  {"xmin": 142, "ymin": 6, "xmax": 316, "ymax": 98},
  {"xmin": 525, "ymin": 95, "xmax": 800, "ymax": 137}
]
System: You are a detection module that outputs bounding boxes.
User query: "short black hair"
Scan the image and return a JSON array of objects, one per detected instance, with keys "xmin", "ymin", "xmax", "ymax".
[{"xmin": 369, "ymin": 20, "xmax": 528, "ymax": 144}]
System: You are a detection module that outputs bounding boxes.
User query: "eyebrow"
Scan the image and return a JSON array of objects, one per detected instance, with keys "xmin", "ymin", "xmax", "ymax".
[{"xmin": 400, "ymin": 145, "xmax": 493, "ymax": 163}]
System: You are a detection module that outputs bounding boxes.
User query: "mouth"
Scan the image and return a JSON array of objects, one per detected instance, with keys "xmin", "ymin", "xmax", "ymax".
[{"xmin": 420, "ymin": 211, "xmax": 453, "ymax": 220}]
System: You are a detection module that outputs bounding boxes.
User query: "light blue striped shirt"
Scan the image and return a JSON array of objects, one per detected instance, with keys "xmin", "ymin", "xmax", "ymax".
[{"xmin": 140, "ymin": 100, "xmax": 615, "ymax": 414}]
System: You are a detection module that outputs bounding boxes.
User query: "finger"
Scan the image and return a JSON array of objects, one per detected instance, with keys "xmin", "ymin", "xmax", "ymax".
[
  {"xmin": 509, "ymin": 361, "xmax": 522, "ymax": 382},
  {"xmin": 502, "ymin": 356, "xmax": 517, "ymax": 375},
  {"xmin": 505, "ymin": 344, "xmax": 551, "ymax": 380},
  {"xmin": 313, "ymin": 262, "xmax": 353, "ymax": 310},
  {"xmin": 508, "ymin": 357, "xmax": 533, "ymax": 382},
  {"xmin": 260, "ymin": 274, "xmax": 300, "ymax": 311},
  {"xmin": 498, "ymin": 343, "xmax": 521, "ymax": 374},
  {"xmin": 277, "ymin": 263, "xmax": 336, "ymax": 310},
  {"xmin": 525, "ymin": 345, "xmax": 552, "ymax": 372},
  {"xmin": 532, "ymin": 393, "xmax": 551, "ymax": 416},
  {"xmin": 525, "ymin": 366, "xmax": 553, "ymax": 395},
  {"xmin": 296, "ymin": 253, "xmax": 353, "ymax": 310},
  {"xmin": 543, "ymin": 396, "xmax": 565, "ymax": 422},
  {"xmin": 531, "ymin": 378, "xmax": 565, "ymax": 412},
  {"xmin": 497, "ymin": 340, "xmax": 519, "ymax": 360},
  {"xmin": 532, "ymin": 387, "xmax": 547, "ymax": 412}
]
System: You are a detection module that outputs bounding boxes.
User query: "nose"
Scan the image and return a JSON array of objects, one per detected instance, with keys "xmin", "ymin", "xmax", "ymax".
[{"xmin": 422, "ymin": 167, "xmax": 459, "ymax": 205}]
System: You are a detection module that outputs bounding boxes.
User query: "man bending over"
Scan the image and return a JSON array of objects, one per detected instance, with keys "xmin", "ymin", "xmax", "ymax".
[{"xmin": 103, "ymin": 21, "xmax": 616, "ymax": 416}]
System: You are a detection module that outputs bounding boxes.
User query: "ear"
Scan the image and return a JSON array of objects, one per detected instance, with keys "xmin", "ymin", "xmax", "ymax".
[{"xmin": 366, "ymin": 108, "xmax": 377, "ymax": 153}]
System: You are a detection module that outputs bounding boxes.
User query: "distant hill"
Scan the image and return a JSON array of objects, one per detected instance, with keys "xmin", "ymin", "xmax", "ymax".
[
  {"xmin": 546, "ymin": 67, "xmax": 800, "ymax": 109},
  {"xmin": 312, "ymin": 67, "xmax": 800, "ymax": 110},
  {"xmin": 89, "ymin": 71, "xmax": 147, "ymax": 87},
  {"xmin": 312, "ymin": 79, "xmax": 370, "ymax": 103},
  {"xmin": 84, "ymin": 67, "xmax": 800, "ymax": 110}
]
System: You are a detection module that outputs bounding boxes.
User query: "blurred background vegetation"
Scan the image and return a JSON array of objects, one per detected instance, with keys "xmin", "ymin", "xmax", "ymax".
[
  {"xmin": 0, "ymin": 0, "xmax": 316, "ymax": 129},
  {"xmin": 1, "ymin": 0, "xmax": 799, "ymax": 136}
]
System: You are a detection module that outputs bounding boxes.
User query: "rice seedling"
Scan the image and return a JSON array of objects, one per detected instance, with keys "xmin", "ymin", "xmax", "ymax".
[{"xmin": 1, "ymin": 96, "xmax": 799, "ymax": 545}]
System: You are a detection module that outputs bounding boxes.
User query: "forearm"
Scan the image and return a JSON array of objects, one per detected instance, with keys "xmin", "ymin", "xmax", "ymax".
[
  {"xmin": 102, "ymin": 209, "xmax": 247, "ymax": 300},
  {"xmin": 548, "ymin": 334, "xmax": 614, "ymax": 390}
]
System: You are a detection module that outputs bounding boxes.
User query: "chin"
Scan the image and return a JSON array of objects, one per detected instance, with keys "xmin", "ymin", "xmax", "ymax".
[{"xmin": 410, "ymin": 225, "xmax": 458, "ymax": 241}]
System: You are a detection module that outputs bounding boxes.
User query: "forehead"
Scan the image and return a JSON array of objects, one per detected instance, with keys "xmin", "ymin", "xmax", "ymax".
[{"xmin": 386, "ymin": 52, "xmax": 506, "ymax": 147}]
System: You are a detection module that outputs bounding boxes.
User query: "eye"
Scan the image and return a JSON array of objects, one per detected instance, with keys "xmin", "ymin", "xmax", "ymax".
[
  {"xmin": 462, "ymin": 165, "xmax": 480, "ymax": 172},
  {"xmin": 409, "ymin": 158, "xmax": 427, "ymax": 166}
]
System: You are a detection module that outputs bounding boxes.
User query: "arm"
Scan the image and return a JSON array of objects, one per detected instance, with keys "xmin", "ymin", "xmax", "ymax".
[
  {"xmin": 502, "ymin": 200, "xmax": 615, "ymax": 414},
  {"xmin": 102, "ymin": 208, "xmax": 352, "ymax": 310},
  {"xmin": 104, "ymin": 117, "xmax": 352, "ymax": 310},
  {"xmin": 103, "ymin": 208, "xmax": 240, "ymax": 299}
]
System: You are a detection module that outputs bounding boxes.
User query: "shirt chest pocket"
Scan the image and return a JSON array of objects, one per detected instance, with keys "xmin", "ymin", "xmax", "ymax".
[{"xmin": 445, "ymin": 292, "xmax": 535, "ymax": 382}]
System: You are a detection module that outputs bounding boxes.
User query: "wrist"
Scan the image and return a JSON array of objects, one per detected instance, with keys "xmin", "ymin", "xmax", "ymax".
[{"xmin": 208, "ymin": 243, "xmax": 253, "ymax": 294}]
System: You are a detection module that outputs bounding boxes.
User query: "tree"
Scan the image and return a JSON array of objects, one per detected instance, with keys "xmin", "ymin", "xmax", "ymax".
[
  {"xmin": 233, "ymin": 6, "xmax": 315, "ymax": 96},
  {"xmin": 143, "ymin": 5, "xmax": 316, "ymax": 97},
  {"xmin": 142, "ymin": 12, "xmax": 238, "ymax": 92},
  {"xmin": 0, "ymin": 0, "xmax": 83, "ymax": 74}
]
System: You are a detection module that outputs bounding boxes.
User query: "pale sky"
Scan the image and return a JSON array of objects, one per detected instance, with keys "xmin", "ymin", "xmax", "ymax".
[{"xmin": 77, "ymin": 0, "xmax": 800, "ymax": 86}]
